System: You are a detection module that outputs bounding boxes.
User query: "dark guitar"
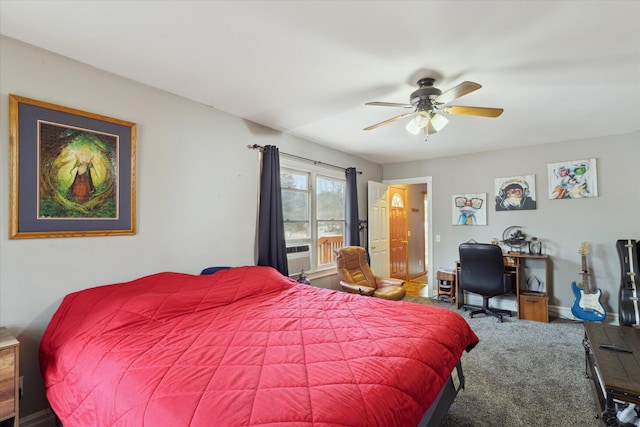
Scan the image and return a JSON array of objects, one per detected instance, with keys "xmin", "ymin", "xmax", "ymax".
[
  {"xmin": 571, "ymin": 242, "xmax": 606, "ymax": 321},
  {"xmin": 617, "ymin": 239, "xmax": 640, "ymax": 327}
]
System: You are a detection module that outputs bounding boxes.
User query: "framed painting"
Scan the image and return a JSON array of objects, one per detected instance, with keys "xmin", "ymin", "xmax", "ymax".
[
  {"xmin": 547, "ymin": 158, "xmax": 598, "ymax": 199},
  {"xmin": 9, "ymin": 95, "xmax": 136, "ymax": 238},
  {"xmin": 452, "ymin": 193, "xmax": 487, "ymax": 225},
  {"xmin": 495, "ymin": 175, "xmax": 536, "ymax": 211}
]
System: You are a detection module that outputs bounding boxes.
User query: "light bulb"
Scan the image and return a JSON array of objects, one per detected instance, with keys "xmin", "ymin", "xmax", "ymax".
[
  {"xmin": 406, "ymin": 117, "xmax": 421, "ymax": 135},
  {"xmin": 414, "ymin": 111, "xmax": 430, "ymax": 128},
  {"xmin": 406, "ymin": 111, "xmax": 430, "ymax": 135},
  {"xmin": 427, "ymin": 114, "xmax": 448, "ymax": 134}
]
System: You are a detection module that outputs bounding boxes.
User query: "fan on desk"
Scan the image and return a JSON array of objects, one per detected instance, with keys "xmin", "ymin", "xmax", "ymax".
[{"xmin": 502, "ymin": 226, "xmax": 527, "ymax": 253}]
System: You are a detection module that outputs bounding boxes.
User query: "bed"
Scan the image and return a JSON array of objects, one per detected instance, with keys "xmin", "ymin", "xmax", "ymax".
[{"xmin": 40, "ymin": 266, "xmax": 478, "ymax": 426}]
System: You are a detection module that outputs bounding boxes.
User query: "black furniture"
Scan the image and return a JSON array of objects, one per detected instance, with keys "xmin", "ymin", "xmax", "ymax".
[
  {"xmin": 459, "ymin": 243, "xmax": 514, "ymax": 322},
  {"xmin": 583, "ymin": 322, "xmax": 640, "ymax": 425}
]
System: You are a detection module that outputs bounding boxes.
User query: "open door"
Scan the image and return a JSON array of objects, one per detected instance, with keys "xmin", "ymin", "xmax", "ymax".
[
  {"xmin": 378, "ymin": 177, "xmax": 433, "ymax": 294},
  {"xmin": 367, "ymin": 181, "xmax": 390, "ymax": 277},
  {"xmin": 389, "ymin": 185, "xmax": 408, "ymax": 280}
]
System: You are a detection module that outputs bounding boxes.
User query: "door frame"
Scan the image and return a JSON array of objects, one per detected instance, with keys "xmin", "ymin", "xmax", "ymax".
[{"xmin": 383, "ymin": 176, "xmax": 434, "ymax": 296}]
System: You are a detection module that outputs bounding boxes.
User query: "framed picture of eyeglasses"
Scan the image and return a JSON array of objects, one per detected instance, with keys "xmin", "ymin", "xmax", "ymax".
[
  {"xmin": 452, "ymin": 193, "xmax": 487, "ymax": 225},
  {"xmin": 547, "ymin": 158, "xmax": 598, "ymax": 199}
]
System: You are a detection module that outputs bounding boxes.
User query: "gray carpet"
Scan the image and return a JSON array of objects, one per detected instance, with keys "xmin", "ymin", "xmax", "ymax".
[{"xmin": 403, "ymin": 296, "xmax": 600, "ymax": 427}]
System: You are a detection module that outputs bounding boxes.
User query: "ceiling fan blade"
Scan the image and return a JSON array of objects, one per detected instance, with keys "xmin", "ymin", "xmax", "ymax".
[
  {"xmin": 443, "ymin": 105, "xmax": 504, "ymax": 118},
  {"xmin": 365, "ymin": 101, "xmax": 413, "ymax": 108},
  {"xmin": 363, "ymin": 112, "xmax": 414, "ymax": 131},
  {"xmin": 433, "ymin": 81, "xmax": 482, "ymax": 105}
]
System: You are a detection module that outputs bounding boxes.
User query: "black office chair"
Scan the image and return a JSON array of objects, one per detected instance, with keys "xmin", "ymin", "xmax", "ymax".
[{"xmin": 459, "ymin": 242, "xmax": 514, "ymax": 322}]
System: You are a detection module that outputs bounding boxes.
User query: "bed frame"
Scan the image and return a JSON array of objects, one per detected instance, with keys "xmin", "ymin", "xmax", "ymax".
[{"xmin": 418, "ymin": 361, "xmax": 465, "ymax": 427}]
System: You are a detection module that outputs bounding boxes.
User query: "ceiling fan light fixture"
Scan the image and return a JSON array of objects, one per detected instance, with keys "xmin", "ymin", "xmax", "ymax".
[
  {"xmin": 405, "ymin": 118, "xmax": 421, "ymax": 135},
  {"xmin": 406, "ymin": 110, "xmax": 431, "ymax": 135},
  {"xmin": 429, "ymin": 113, "xmax": 449, "ymax": 133}
]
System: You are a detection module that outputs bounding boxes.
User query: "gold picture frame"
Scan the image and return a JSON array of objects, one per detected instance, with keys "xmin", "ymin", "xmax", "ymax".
[{"xmin": 9, "ymin": 95, "xmax": 136, "ymax": 238}]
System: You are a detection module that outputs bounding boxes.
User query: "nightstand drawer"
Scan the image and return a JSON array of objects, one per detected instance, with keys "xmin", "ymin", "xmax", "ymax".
[
  {"xmin": 0, "ymin": 347, "xmax": 16, "ymax": 418},
  {"xmin": 0, "ymin": 327, "xmax": 19, "ymax": 426}
]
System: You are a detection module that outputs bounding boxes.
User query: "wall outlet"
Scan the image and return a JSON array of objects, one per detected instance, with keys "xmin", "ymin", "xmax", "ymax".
[
  {"xmin": 435, "ymin": 235, "xmax": 441, "ymax": 243},
  {"xmin": 19, "ymin": 376, "xmax": 23, "ymax": 399}
]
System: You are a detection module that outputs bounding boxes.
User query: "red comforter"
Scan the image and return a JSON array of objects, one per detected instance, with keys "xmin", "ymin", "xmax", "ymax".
[{"xmin": 41, "ymin": 266, "xmax": 478, "ymax": 426}]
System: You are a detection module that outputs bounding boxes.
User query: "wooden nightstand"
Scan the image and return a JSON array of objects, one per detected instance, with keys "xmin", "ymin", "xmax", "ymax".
[{"xmin": 0, "ymin": 327, "xmax": 19, "ymax": 427}]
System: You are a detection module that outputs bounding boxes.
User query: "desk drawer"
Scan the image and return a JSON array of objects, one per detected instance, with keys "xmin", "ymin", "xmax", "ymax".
[{"xmin": 519, "ymin": 293, "xmax": 548, "ymax": 323}]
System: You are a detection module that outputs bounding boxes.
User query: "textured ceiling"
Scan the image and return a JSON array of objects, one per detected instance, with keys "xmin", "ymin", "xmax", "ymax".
[{"xmin": 1, "ymin": 1, "xmax": 639, "ymax": 164}]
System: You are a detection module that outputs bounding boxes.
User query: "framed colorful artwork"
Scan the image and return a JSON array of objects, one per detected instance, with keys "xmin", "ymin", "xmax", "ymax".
[
  {"xmin": 9, "ymin": 95, "xmax": 136, "ymax": 238},
  {"xmin": 452, "ymin": 193, "xmax": 487, "ymax": 225},
  {"xmin": 495, "ymin": 175, "xmax": 536, "ymax": 211},
  {"xmin": 547, "ymin": 158, "xmax": 598, "ymax": 199}
]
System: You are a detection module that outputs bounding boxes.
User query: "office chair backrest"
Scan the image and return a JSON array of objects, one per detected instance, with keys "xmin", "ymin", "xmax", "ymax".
[{"xmin": 459, "ymin": 243, "xmax": 509, "ymax": 296}]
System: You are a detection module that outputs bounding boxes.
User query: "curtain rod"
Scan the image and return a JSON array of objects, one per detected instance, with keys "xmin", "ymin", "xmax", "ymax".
[{"xmin": 247, "ymin": 144, "xmax": 362, "ymax": 174}]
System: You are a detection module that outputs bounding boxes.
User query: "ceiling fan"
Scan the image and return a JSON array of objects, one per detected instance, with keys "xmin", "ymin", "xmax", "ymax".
[{"xmin": 363, "ymin": 77, "xmax": 503, "ymax": 140}]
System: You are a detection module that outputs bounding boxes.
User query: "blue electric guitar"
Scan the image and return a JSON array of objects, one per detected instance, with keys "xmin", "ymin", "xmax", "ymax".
[{"xmin": 571, "ymin": 242, "xmax": 606, "ymax": 321}]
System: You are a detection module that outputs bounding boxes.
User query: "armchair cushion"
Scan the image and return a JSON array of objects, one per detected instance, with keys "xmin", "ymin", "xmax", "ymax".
[
  {"xmin": 339, "ymin": 281, "xmax": 375, "ymax": 296},
  {"xmin": 375, "ymin": 277, "xmax": 404, "ymax": 288},
  {"xmin": 374, "ymin": 285, "xmax": 407, "ymax": 300},
  {"xmin": 335, "ymin": 246, "xmax": 406, "ymax": 301}
]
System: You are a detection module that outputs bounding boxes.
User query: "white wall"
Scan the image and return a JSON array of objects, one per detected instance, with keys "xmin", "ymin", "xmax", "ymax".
[
  {"xmin": 0, "ymin": 36, "xmax": 382, "ymax": 417},
  {"xmin": 383, "ymin": 133, "xmax": 640, "ymax": 316}
]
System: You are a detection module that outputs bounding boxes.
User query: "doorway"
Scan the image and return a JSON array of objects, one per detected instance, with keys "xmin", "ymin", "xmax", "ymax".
[
  {"xmin": 368, "ymin": 177, "xmax": 433, "ymax": 294},
  {"xmin": 389, "ymin": 185, "xmax": 408, "ymax": 280}
]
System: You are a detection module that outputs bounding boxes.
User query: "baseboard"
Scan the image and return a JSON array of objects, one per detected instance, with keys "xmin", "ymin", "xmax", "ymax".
[
  {"xmin": 551, "ymin": 304, "xmax": 578, "ymax": 320},
  {"xmin": 463, "ymin": 293, "xmax": 620, "ymax": 324},
  {"xmin": 551, "ymin": 304, "xmax": 619, "ymax": 324},
  {"xmin": 20, "ymin": 408, "xmax": 57, "ymax": 427}
]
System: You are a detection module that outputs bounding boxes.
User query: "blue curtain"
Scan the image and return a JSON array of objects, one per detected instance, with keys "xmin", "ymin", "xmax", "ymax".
[
  {"xmin": 257, "ymin": 145, "xmax": 289, "ymax": 276},
  {"xmin": 345, "ymin": 167, "xmax": 360, "ymax": 247}
]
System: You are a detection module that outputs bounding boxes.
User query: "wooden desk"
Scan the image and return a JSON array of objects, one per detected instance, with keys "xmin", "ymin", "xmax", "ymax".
[
  {"xmin": 583, "ymin": 323, "xmax": 640, "ymax": 425},
  {"xmin": 456, "ymin": 253, "xmax": 551, "ymax": 322}
]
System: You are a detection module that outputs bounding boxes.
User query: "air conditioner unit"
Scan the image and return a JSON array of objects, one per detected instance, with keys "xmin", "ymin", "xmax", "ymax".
[{"xmin": 286, "ymin": 244, "xmax": 311, "ymax": 274}]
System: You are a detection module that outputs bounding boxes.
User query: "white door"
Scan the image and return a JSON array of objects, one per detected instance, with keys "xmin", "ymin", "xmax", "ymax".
[{"xmin": 368, "ymin": 181, "xmax": 390, "ymax": 277}]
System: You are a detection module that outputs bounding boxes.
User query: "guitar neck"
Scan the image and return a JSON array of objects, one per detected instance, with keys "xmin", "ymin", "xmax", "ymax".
[{"xmin": 581, "ymin": 254, "xmax": 590, "ymax": 293}]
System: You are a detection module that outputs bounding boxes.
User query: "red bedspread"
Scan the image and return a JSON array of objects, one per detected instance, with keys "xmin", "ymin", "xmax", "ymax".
[{"xmin": 41, "ymin": 266, "xmax": 478, "ymax": 426}]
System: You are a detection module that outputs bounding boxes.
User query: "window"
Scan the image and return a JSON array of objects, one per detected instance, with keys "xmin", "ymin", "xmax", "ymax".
[{"xmin": 281, "ymin": 161, "xmax": 345, "ymax": 272}]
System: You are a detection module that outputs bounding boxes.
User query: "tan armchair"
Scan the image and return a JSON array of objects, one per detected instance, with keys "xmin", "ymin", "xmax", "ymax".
[{"xmin": 334, "ymin": 246, "xmax": 406, "ymax": 301}]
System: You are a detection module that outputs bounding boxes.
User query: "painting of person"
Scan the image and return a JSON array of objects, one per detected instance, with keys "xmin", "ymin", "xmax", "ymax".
[
  {"xmin": 68, "ymin": 155, "xmax": 96, "ymax": 203},
  {"xmin": 38, "ymin": 123, "xmax": 118, "ymax": 219}
]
